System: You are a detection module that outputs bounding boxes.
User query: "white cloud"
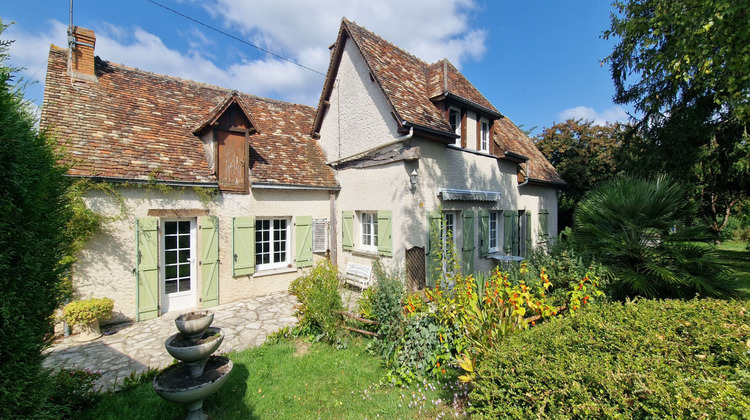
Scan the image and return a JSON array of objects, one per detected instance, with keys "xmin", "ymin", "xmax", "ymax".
[
  {"xmin": 5, "ymin": 1, "xmax": 485, "ymax": 107},
  {"xmin": 558, "ymin": 106, "xmax": 630, "ymax": 125},
  {"xmin": 196, "ymin": 0, "xmax": 485, "ymax": 68}
]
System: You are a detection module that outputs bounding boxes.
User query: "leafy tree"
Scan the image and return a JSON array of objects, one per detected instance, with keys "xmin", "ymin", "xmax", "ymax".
[
  {"xmin": 0, "ymin": 21, "xmax": 76, "ymax": 418},
  {"xmin": 604, "ymin": 0, "xmax": 750, "ymax": 233},
  {"xmin": 535, "ymin": 119, "xmax": 625, "ymax": 228},
  {"xmin": 572, "ymin": 174, "xmax": 737, "ymax": 300}
]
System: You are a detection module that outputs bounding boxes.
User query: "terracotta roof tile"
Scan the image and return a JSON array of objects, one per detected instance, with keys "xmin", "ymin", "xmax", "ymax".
[
  {"xmin": 494, "ymin": 117, "xmax": 565, "ymax": 185},
  {"xmin": 41, "ymin": 46, "xmax": 338, "ymax": 189},
  {"xmin": 342, "ymin": 19, "xmax": 452, "ymax": 134},
  {"xmin": 340, "ymin": 19, "xmax": 562, "ymax": 185}
]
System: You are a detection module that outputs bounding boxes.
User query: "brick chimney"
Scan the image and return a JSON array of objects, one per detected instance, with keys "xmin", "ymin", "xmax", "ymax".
[{"xmin": 68, "ymin": 26, "xmax": 97, "ymax": 82}]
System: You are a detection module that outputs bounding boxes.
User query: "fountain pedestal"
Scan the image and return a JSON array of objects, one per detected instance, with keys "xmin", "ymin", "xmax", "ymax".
[{"xmin": 153, "ymin": 311, "xmax": 233, "ymax": 420}]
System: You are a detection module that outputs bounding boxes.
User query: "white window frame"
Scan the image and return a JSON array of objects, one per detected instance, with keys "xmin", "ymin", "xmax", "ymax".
[
  {"xmin": 255, "ymin": 217, "xmax": 291, "ymax": 271},
  {"xmin": 480, "ymin": 118, "xmax": 490, "ymax": 152},
  {"xmin": 449, "ymin": 106, "xmax": 461, "ymax": 146},
  {"xmin": 359, "ymin": 212, "xmax": 378, "ymax": 252},
  {"xmin": 488, "ymin": 211, "xmax": 499, "ymax": 253}
]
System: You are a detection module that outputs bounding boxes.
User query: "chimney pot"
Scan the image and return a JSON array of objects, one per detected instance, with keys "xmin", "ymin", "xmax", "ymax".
[{"xmin": 69, "ymin": 26, "xmax": 97, "ymax": 82}]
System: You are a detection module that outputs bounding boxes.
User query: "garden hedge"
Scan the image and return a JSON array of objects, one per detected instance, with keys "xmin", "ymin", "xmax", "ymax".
[{"xmin": 470, "ymin": 298, "xmax": 750, "ymax": 419}]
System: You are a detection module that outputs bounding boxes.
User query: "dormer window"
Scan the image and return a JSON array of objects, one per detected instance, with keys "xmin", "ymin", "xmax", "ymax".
[
  {"xmin": 449, "ymin": 107, "xmax": 461, "ymax": 146},
  {"xmin": 480, "ymin": 119, "xmax": 490, "ymax": 152},
  {"xmin": 193, "ymin": 93, "xmax": 259, "ymax": 194}
]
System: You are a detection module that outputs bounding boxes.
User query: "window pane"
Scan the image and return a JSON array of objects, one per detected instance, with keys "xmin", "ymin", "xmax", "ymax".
[
  {"xmin": 178, "ymin": 221, "xmax": 190, "ymax": 234},
  {"xmin": 165, "ymin": 235, "xmax": 177, "ymax": 250},
  {"xmin": 165, "ymin": 222, "xmax": 177, "ymax": 235},
  {"xmin": 178, "ymin": 278, "xmax": 190, "ymax": 292},
  {"xmin": 178, "ymin": 234, "xmax": 190, "ymax": 249},
  {"xmin": 178, "ymin": 250, "xmax": 190, "ymax": 263},
  {"xmin": 165, "ymin": 279, "xmax": 177, "ymax": 294},
  {"xmin": 165, "ymin": 250, "xmax": 177, "ymax": 265},
  {"xmin": 165, "ymin": 266, "xmax": 177, "ymax": 280},
  {"xmin": 178, "ymin": 264, "xmax": 190, "ymax": 278}
]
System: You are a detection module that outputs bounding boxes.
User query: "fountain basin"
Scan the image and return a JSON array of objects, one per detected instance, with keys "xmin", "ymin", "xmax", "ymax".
[
  {"xmin": 175, "ymin": 311, "xmax": 214, "ymax": 342},
  {"xmin": 166, "ymin": 327, "xmax": 224, "ymax": 363},
  {"xmin": 153, "ymin": 355, "xmax": 233, "ymax": 406}
]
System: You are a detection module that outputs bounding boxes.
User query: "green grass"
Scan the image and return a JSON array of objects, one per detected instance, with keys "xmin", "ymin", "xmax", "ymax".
[
  {"xmin": 717, "ymin": 240, "xmax": 750, "ymax": 300},
  {"xmin": 81, "ymin": 338, "xmax": 464, "ymax": 419}
]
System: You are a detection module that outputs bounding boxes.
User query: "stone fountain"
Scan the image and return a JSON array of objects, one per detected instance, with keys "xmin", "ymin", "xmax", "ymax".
[{"xmin": 153, "ymin": 310, "xmax": 233, "ymax": 420}]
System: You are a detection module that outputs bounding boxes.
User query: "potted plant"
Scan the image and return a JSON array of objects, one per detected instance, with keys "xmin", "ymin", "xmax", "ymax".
[{"xmin": 62, "ymin": 297, "xmax": 114, "ymax": 341}]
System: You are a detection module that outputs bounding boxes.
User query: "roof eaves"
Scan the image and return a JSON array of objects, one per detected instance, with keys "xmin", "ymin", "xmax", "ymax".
[
  {"xmin": 193, "ymin": 91, "xmax": 260, "ymax": 135},
  {"xmin": 311, "ymin": 24, "xmax": 348, "ymax": 137},
  {"xmin": 433, "ymin": 92, "xmax": 503, "ymax": 119},
  {"xmin": 402, "ymin": 121, "xmax": 457, "ymax": 143},
  {"xmin": 528, "ymin": 177, "xmax": 568, "ymax": 188}
]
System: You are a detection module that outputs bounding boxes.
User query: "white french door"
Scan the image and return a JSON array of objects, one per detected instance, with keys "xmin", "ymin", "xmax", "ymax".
[{"xmin": 160, "ymin": 219, "xmax": 197, "ymax": 313}]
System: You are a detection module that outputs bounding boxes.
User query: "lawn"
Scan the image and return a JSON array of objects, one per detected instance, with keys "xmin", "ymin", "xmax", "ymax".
[
  {"xmin": 716, "ymin": 240, "xmax": 750, "ymax": 299},
  {"xmin": 81, "ymin": 338, "xmax": 466, "ymax": 419}
]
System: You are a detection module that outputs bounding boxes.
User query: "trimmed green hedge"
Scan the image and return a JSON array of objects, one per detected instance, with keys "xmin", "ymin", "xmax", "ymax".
[{"xmin": 470, "ymin": 299, "xmax": 750, "ymax": 419}]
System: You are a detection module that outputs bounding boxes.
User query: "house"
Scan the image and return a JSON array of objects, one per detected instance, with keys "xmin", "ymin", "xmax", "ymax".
[
  {"xmin": 40, "ymin": 20, "xmax": 564, "ymax": 322},
  {"xmin": 41, "ymin": 26, "xmax": 339, "ymax": 321},
  {"xmin": 313, "ymin": 19, "xmax": 564, "ymax": 289}
]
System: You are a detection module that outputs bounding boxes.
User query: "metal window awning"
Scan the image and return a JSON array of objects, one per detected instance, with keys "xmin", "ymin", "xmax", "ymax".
[
  {"xmin": 488, "ymin": 254, "xmax": 524, "ymax": 262},
  {"xmin": 438, "ymin": 188, "xmax": 501, "ymax": 202}
]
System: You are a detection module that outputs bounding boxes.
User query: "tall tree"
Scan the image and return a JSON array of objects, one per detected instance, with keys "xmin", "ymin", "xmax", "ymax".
[
  {"xmin": 0, "ymin": 21, "xmax": 75, "ymax": 418},
  {"xmin": 604, "ymin": 0, "xmax": 750, "ymax": 233},
  {"xmin": 535, "ymin": 119, "xmax": 625, "ymax": 229}
]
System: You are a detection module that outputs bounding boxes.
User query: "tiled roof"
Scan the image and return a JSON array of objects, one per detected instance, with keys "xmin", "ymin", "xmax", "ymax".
[
  {"xmin": 314, "ymin": 19, "xmax": 563, "ymax": 185},
  {"xmin": 494, "ymin": 117, "xmax": 565, "ymax": 185},
  {"xmin": 41, "ymin": 46, "xmax": 338, "ymax": 189},
  {"xmin": 426, "ymin": 59, "xmax": 497, "ymax": 112},
  {"xmin": 341, "ymin": 19, "xmax": 452, "ymax": 135}
]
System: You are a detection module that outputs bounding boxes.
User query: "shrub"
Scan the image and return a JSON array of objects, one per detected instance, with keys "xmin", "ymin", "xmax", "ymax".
[
  {"xmin": 470, "ymin": 298, "xmax": 750, "ymax": 419},
  {"xmin": 46, "ymin": 368, "xmax": 101, "ymax": 417},
  {"xmin": 370, "ymin": 261, "xmax": 405, "ymax": 367},
  {"xmin": 0, "ymin": 21, "xmax": 76, "ymax": 419},
  {"xmin": 289, "ymin": 259, "xmax": 343, "ymax": 341},
  {"xmin": 515, "ymin": 240, "xmax": 606, "ymax": 306},
  {"xmin": 572, "ymin": 174, "xmax": 738, "ymax": 299},
  {"xmin": 62, "ymin": 298, "xmax": 114, "ymax": 326}
]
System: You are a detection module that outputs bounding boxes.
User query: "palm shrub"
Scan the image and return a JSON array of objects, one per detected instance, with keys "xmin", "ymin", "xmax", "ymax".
[{"xmin": 572, "ymin": 174, "xmax": 737, "ymax": 299}]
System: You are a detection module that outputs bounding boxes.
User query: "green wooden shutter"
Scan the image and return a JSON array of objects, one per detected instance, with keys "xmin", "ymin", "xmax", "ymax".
[
  {"xmin": 462, "ymin": 211, "xmax": 475, "ymax": 275},
  {"xmin": 426, "ymin": 211, "xmax": 442, "ymax": 288},
  {"xmin": 479, "ymin": 211, "xmax": 489, "ymax": 257},
  {"xmin": 200, "ymin": 216, "xmax": 219, "ymax": 308},
  {"xmin": 295, "ymin": 216, "xmax": 313, "ymax": 268},
  {"xmin": 232, "ymin": 217, "xmax": 255, "ymax": 276},
  {"xmin": 538, "ymin": 209, "xmax": 550, "ymax": 243},
  {"xmin": 342, "ymin": 211, "xmax": 354, "ymax": 251},
  {"xmin": 503, "ymin": 211, "xmax": 514, "ymax": 255},
  {"xmin": 377, "ymin": 211, "xmax": 393, "ymax": 257},
  {"xmin": 135, "ymin": 218, "xmax": 159, "ymax": 321},
  {"xmin": 525, "ymin": 211, "xmax": 533, "ymax": 256}
]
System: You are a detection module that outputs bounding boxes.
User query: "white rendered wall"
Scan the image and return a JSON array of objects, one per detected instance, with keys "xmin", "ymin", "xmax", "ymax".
[
  {"xmin": 333, "ymin": 137, "xmax": 559, "ymax": 278},
  {"xmin": 75, "ymin": 186, "xmax": 330, "ymax": 321},
  {"xmin": 318, "ymin": 38, "xmax": 402, "ymax": 162}
]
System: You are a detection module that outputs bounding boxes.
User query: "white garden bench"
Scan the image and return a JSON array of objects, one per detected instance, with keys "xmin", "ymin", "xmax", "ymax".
[{"xmin": 343, "ymin": 262, "xmax": 373, "ymax": 290}]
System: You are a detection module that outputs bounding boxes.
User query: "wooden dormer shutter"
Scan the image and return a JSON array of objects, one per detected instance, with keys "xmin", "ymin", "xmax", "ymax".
[{"xmin": 216, "ymin": 130, "xmax": 248, "ymax": 192}]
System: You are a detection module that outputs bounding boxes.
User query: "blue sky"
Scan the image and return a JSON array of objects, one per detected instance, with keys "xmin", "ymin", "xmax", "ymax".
[{"xmin": 2, "ymin": 0, "xmax": 632, "ymax": 135}]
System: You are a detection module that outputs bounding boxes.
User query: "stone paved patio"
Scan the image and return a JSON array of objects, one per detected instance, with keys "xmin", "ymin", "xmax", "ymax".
[{"xmin": 43, "ymin": 292, "xmax": 299, "ymax": 390}]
